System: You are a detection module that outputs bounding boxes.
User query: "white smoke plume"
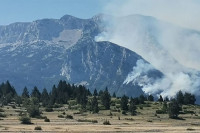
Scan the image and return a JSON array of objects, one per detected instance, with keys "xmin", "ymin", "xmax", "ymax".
[{"xmin": 96, "ymin": 0, "xmax": 200, "ymax": 98}]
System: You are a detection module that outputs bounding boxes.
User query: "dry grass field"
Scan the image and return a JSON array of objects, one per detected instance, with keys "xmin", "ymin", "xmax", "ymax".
[{"xmin": 0, "ymin": 101, "xmax": 200, "ymax": 133}]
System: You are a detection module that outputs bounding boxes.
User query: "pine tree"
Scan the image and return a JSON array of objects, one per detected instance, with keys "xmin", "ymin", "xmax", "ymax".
[
  {"xmin": 31, "ymin": 86, "xmax": 41, "ymax": 101},
  {"xmin": 184, "ymin": 92, "xmax": 196, "ymax": 105},
  {"xmin": 148, "ymin": 95, "xmax": 154, "ymax": 101},
  {"xmin": 93, "ymin": 89, "xmax": 98, "ymax": 96},
  {"xmin": 129, "ymin": 98, "xmax": 137, "ymax": 115},
  {"xmin": 91, "ymin": 96, "xmax": 99, "ymax": 113},
  {"xmin": 101, "ymin": 87, "xmax": 111, "ymax": 110},
  {"xmin": 120, "ymin": 95, "xmax": 129, "ymax": 111},
  {"xmin": 164, "ymin": 97, "xmax": 169, "ymax": 102},
  {"xmin": 50, "ymin": 85, "xmax": 57, "ymax": 105},
  {"xmin": 168, "ymin": 99, "xmax": 181, "ymax": 119},
  {"xmin": 176, "ymin": 91, "xmax": 184, "ymax": 104},
  {"xmin": 139, "ymin": 94, "xmax": 146, "ymax": 104},
  {"xmin": 158, "ymin": 95, "xmax": 163, "ymax": 102},
  {"xmin": 162, "ymin": 101, "xmax": 168, "ymax": 113},
  {"xmin": 22, "ymin": 87, "xmax": 29, "ymax": 99},
  {"xmin": 41, "ymin": 88, "xmax": 49, "ymax": 107},
  {"xmin": 112, "ymin": 92, "xmax": 116, "ymax": 98}
]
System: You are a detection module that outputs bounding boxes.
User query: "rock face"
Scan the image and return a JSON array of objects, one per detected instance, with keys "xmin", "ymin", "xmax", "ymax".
[{"xmin": 0, "ymin": 14, "xmax": 162, "ymax": 96}]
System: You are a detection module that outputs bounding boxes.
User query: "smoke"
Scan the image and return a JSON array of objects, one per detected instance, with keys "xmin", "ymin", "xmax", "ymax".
[{"xmin": 96, "ymin": 0, "xmax": 200, "ymax": 98}]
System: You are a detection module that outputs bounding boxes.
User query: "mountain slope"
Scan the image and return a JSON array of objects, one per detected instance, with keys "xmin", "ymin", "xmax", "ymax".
[{"xmin": 0, "ymin": 14, "xmax": 162, "ymax": 97}]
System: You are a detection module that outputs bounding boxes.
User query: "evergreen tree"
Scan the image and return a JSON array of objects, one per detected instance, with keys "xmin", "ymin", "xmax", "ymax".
[
  {"xmin": 101, "ymin": 87, "xmax": 111, "ymax": 110},
  {"xmin": 22, "ymin": 87, "xmax": 29, "ymax": 99},
  {"xmin": 132, "ymin": 97, "xmax": 140, "ymax": 105},
  {"xmin": 112, "ymin": 92, "xmax": 116, "ymax": 98},
  {"xmin": 129, "ymin": 98, "xmax": 137, "ymax": 115},
  {"xmin": 162, "ymin": 101, "xmax": 168, "ymax": 113},
  {"xmin": 98, "ymin": 90, "xmax": 104, "ymax": 97},
  {"xmin": 158, "ymin": 95, "xmax": 163, "ymax": 102},
  {"xmin": 139, "ymin": 94, "xmax": 145, "ymax": 104},
  {"xmin": 148, "ymin": 95, "xmax": 154, "ymax": 101},
  {"xmin": 80, "ymin": 91, "xmax": 88, "ymax": 110},
  {"xmin": 50, "ymin": 85, "xmax": 57, "ymax": 105},
  {"xmin": 41, "ymin": 88, "xmax": 49, "ymax": 107},
  {"xmin": 168, "ymin": 99, "xmax": 182, "ymax": 119},
  {"xmin": 184, "ymin": 92, "xmax": 196, "ymax": 105},
  {"xmin": 31, "ymin": 86, "xmax": 41, "ymax": 101},
  {"xmin": 93, "ymin": 89, "xmax": 98, "ymax": 96},
  {"xmin": 164, "ymin": 97, "xmax": 169, "ymax": 102},
  {"xmin": 120, "ymin": 95, "xmax": 129, "ymax": 111},
  {"xmin": 176, "ymin": 91, "xmax": 184, "ymax": 104},
  {"xmin": 91, "ymin": 96, "xmax": 99, "ymax": 113}
]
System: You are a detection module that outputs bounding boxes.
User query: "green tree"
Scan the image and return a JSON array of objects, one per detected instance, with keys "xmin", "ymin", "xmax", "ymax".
[
  {"xmin": 129, "ymin": 98, "xmax": 137, "ymax": 115},
  {"xmin": 148, "ymin": 95, "xmax": 154, "ymax": 101},
  {"xmin": 91, "ymin": 96, "xmax": 99, "ymax": 113},
  {"xmin": 120, "ymin": 95, "xmax": 129, "ymax": 111},
  {"xmin": 168, "ymin": 99, "xmax": 182, "ymax": 119},
  {"xmin": 139, "ymin": 94, "xmax": 146, "ymax": 104},
  {"xmin": 31, "ymin": 86, "xmax": 41, "ymax": 101},
  {"xmin": 93, "ymin": 89, "xmax": 98, "ymax": 96},
  {"xmin": 22, "ymin": 87, "xmax": 29, "ymax": 99},
  {"xmin": 101, "ymin": 88, "xmax": 111, "ymax": 110},
  {"xmin": 162, "ymin": 101, "xmax": 168, "ymax": 113},
  {"xmin": 112, "ymin": 92, "xmax": 116, "ymax": 98},
  {"xmin": 176, "ymin": 91, "xmax": 184, "ymax": 104},
  {"xmin": 184, "ymin": 92, "xmax": 196, "ymax": 105},
  {"xmin": 158, "ymin": 95, "xmax": 163, "ymax": 102},
  {"xmin": 41, "ymin": 88, "xmax": 49, "ymax": 107}
]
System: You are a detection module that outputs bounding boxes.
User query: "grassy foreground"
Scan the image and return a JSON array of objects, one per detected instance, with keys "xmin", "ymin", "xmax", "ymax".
[{"xmin": 0, "ymin": 100, "xmax": 200, "ymax": 133}]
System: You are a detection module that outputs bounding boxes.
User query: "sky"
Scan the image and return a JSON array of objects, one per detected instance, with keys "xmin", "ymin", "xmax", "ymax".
[
  {"xmin": 1, "ymin": 0, "xmax": 200, "ymax": 30},
  {"xmin": 0, "ymin": 0, "xmax": 111, "ymax": 25}
]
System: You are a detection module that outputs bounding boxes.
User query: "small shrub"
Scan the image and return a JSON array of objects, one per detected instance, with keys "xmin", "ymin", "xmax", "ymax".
[
  {"xmin": 103, "ymin": 120, "xmax": 111, "ymax": 125},
  {"xmin": 187, "ymin": 128, "xmax": 195, "ymax": 131},
  {"xmin": 156, "ymin": 110, "xmax": 166, "ymax": 114},
  {"xmin": 147, "ymin": 119, "xmax": 153, "ymax": 122},
  {"xmin": 19, "ymin": 115, "xmax": 32, "ymax": 124},
  {"xmin": 139, "ymin": 106, "xmax": 143, "ymax": 109},
  {"xmin": 62, "ymin": 112, "xmax": 66, "ymax": 115},
  {"xmin": 44, "ymin": 117, "xmax": 50, "ymax": 122},
  {"xmin": 12, "ymin": 105, "xmax": 16, "ymax": 109},
  {"xmin": 0, "ymin": 113, "xmax": 6, "ymax": 117},
  {"xmin": 125, "ymin": 118, "xmax": 134, "ymax": 121},
  {"xmin": 77, "ymin": 119, "xmax": 98, "ymax": 123},
  {"xmin": 58, "ymin": 115, "xmax": 64, "ymax": 118},
  {"xmin": 0, "ymin": 108, "xmax": 4, "ymax": 112},
  {"xmin": 34, "ymin": 126, "xmax": 42, "ymax": 130},
  {"xmin": 66, "ymin": 115, "xmax": 73, "ymax": 119},
  {"xmin": 45, "ymin": 108, "xmax": 53, "ymax": 112}
]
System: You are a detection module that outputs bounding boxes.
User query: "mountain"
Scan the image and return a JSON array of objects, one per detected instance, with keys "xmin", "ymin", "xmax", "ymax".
[{"xmin": 0, "ymin": 14, "xmax": 162, "ymax": 97}]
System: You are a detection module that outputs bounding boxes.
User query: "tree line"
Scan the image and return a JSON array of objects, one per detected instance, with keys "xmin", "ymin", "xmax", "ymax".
[{"xmin": 0, "ymin": 80, "xmax": 197, "ymax": 119}]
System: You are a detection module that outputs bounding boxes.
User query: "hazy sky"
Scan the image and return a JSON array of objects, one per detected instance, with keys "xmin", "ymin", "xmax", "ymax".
[
  {"xmin": 1, "ymin": 0, "xmax": 200, "ymax": 30},
  {"xmin": 0, "ymin": 0, "xmax": 111, "ymax": 25}
]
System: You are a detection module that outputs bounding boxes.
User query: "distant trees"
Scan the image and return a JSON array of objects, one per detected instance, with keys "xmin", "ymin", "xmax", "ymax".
[
  {"xmin": 158, "ymin": 95, "xmax": 163, "ymax": 102},
  {"xmin": 22, "ymin": 87, "xmax": 29, "ymax": 99},
  {"xmin": 120, "ymin": 95, "xmax": 129, "ymax": 111},
  {"xmin": 129, "ymin": 97, "xmax": 137, "ymax": 115},
  {"xmin": 148, "ymin": 95, "xmax": 154, "ymax": 101},
  {"xmin": 168, "ymin": 99, "xmax": 182, "ymax": 119},
  {"xmin": 31, "ymin": 86, "xmax": 41, "ymax": 101},
  {"xmin": 0, "ymin": 81, "xmax": 17, "ymax": 105},
  {"xmin": 176, "ymin": 91, "xmax": 195, "ymax": 105},
  {"xmin": 100, "ymin": 88, "xmax": 111, "ymax": 110},
  {"xmin": 41, "ymin": 88, "xmax": 49, "ymax": 107},
  {"xmin": 0, "ymin": 80, "xmax": 198, "ymax": 121},
  {"xmin": 91, "ymin": 96, "xmax": 99, "ymax": 113}
]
